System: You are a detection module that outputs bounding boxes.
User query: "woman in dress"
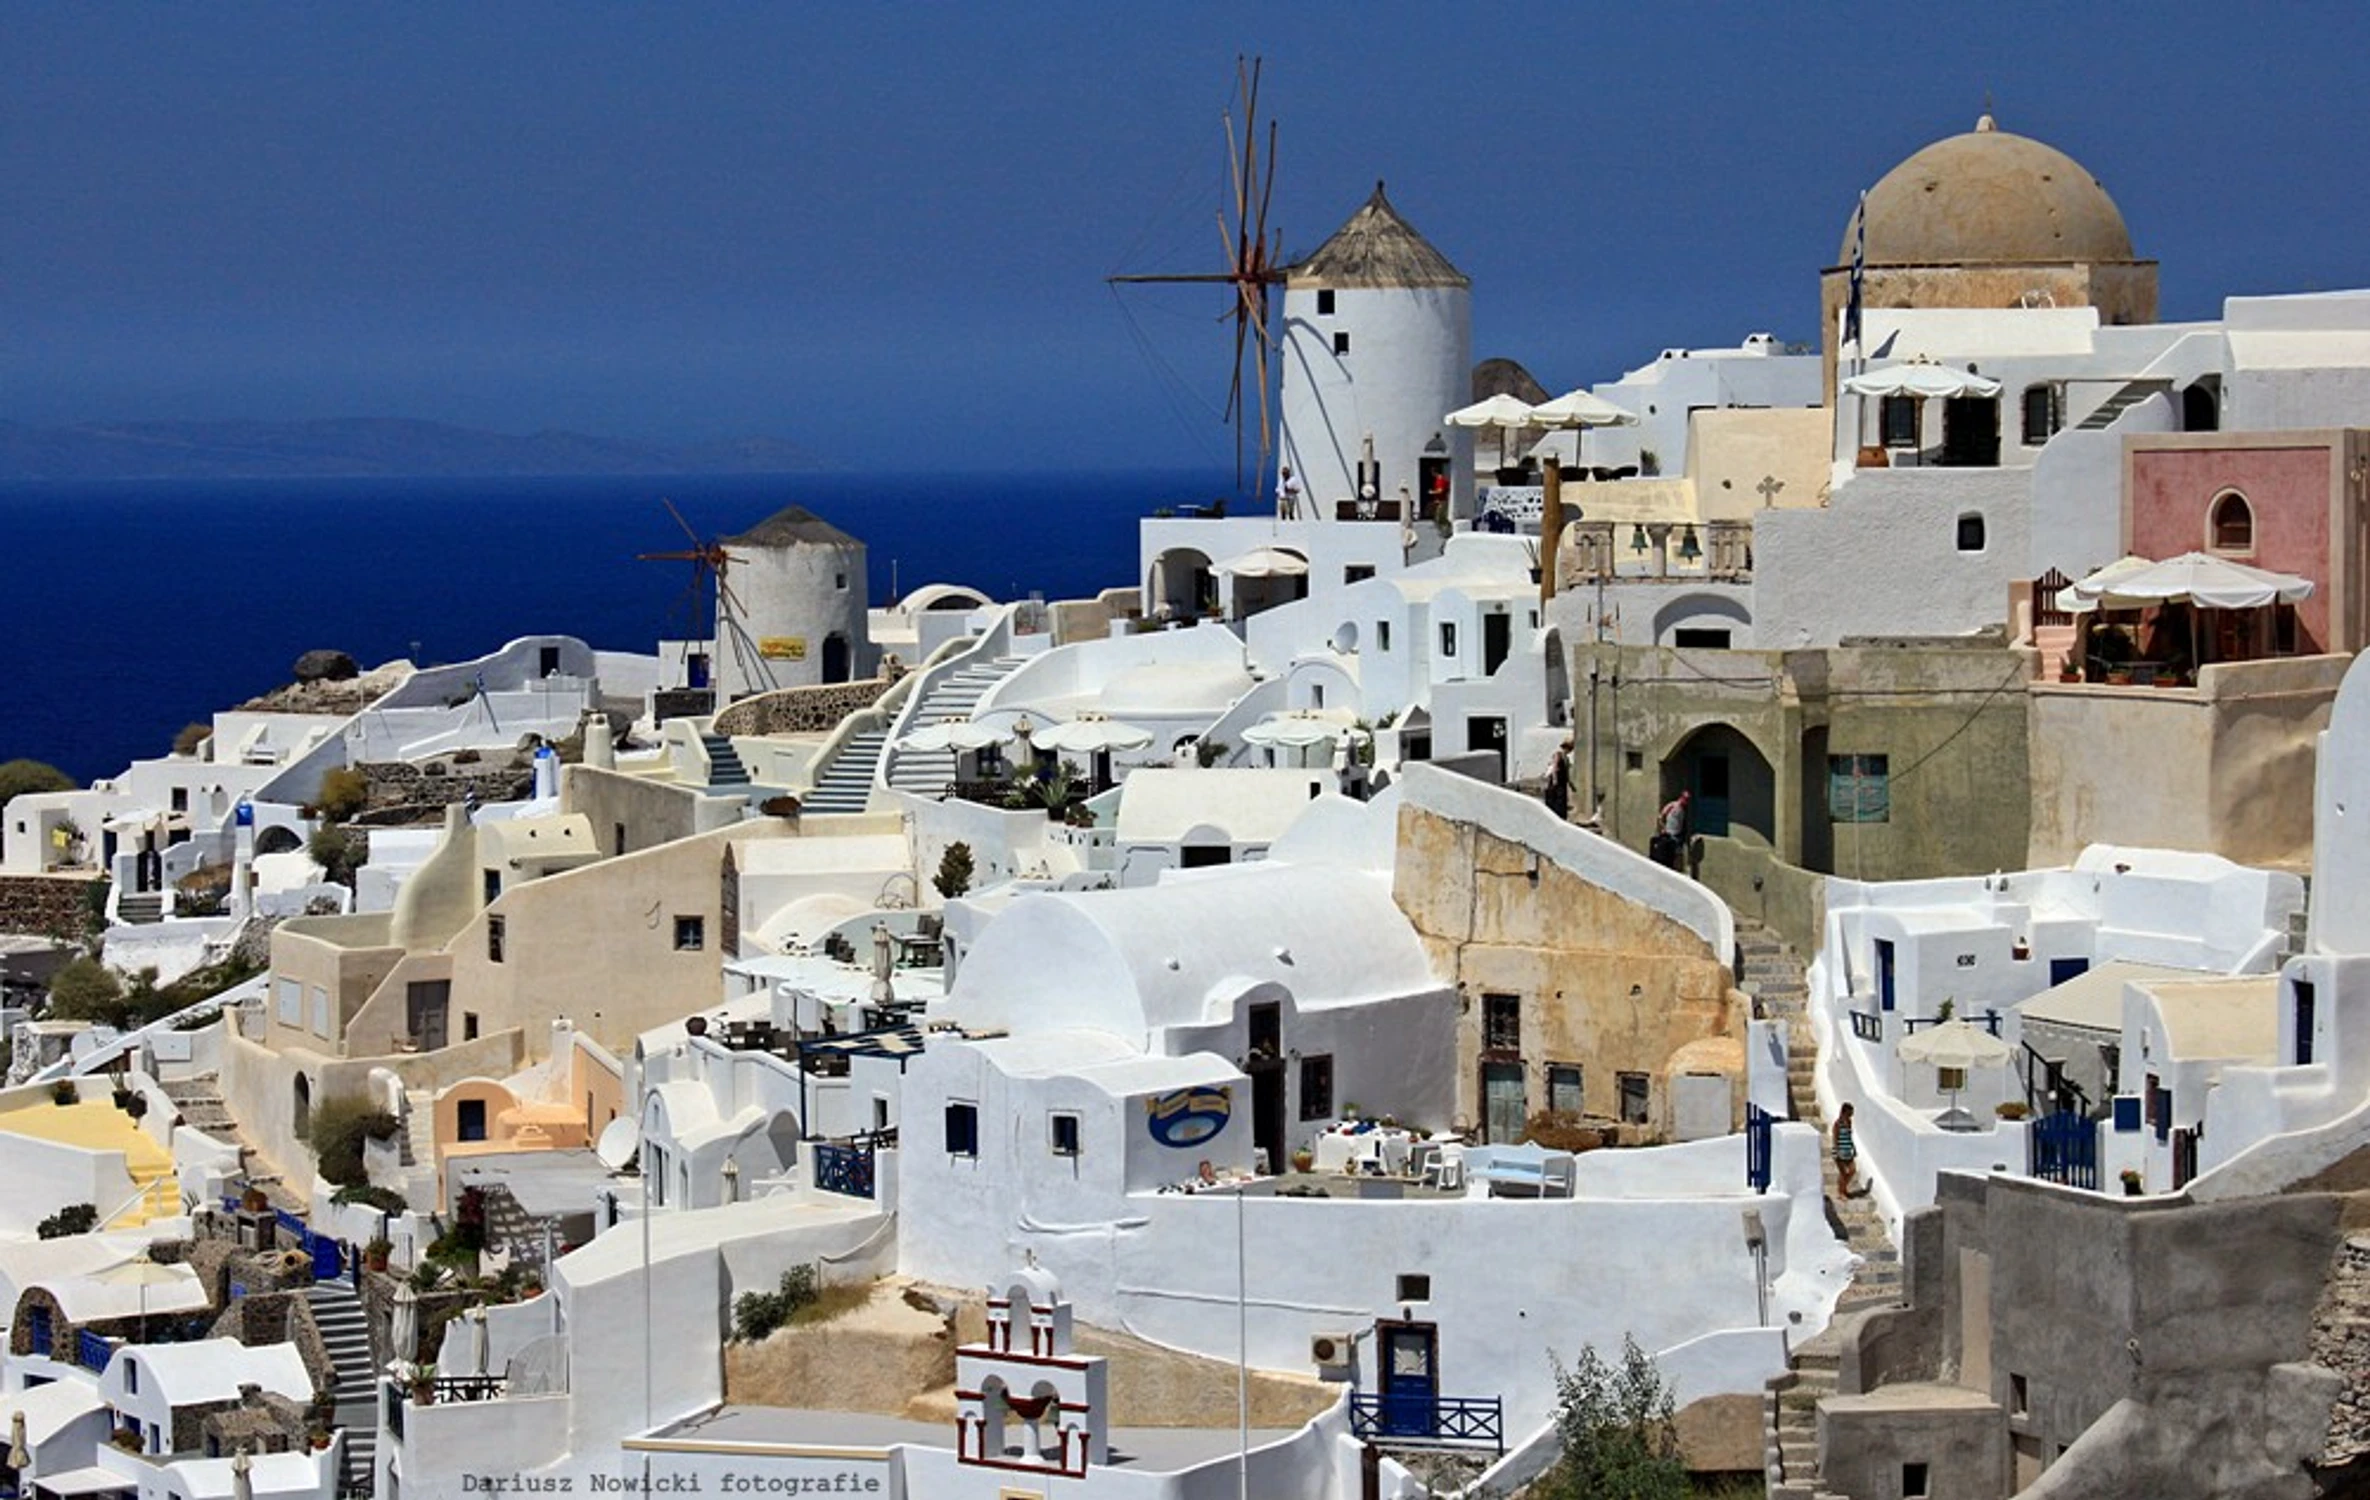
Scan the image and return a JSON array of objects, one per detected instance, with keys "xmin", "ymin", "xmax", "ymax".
[{"xmin": 1833, "ymin": 1102, "xmax": 1858, "ymax": 1199}]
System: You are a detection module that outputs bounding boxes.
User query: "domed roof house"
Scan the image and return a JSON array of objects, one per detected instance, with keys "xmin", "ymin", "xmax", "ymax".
[{"xmin": 1819, "ymin": 114, "xmax": 2158, "ymax": 399}]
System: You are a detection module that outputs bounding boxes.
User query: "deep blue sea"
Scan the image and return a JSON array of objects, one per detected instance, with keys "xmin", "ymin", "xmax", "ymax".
[{"xmin": 2, "ymin": 469, "xmax": 1224, "ymax": 783}]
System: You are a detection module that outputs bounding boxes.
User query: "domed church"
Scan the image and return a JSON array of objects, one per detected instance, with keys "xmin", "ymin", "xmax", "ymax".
[{"xmin": 1818, "ymin": 113, "xmax": 2158, "ymax": 399}]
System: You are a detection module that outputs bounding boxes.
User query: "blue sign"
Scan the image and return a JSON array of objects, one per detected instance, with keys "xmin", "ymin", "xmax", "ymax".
[{"xmin": 1146, "ymin": 1086, "xmax": 1231, "ymax": 1148}]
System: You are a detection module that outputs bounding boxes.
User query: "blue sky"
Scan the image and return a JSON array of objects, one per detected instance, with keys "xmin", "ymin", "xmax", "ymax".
[{"xmin": 6, "ymin": 4, "xmax": 2365, "ymax": 474}]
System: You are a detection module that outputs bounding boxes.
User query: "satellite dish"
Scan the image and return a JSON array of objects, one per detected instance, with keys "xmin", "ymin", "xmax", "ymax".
[{"xmin": 594, "ymin": 1115, "xmax": 640, "ymax": 1172}]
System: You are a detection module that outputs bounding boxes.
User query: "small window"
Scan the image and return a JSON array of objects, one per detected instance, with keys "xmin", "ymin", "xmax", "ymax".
[
  {"xmin": 1903, "ymin": 1462, "xmax": 1930, "ymax": 1498},
  {"xmin": 1956, "ymin": 512, "xmax": 1986, "ymax": 552},
  {"xmin": 1317, "ymin": 289, "xmax": 1336, "ymax": 316},
  {"xmin": 872, "ymin": 1096, "xmax": 890, "ymax": 1131},
  {"xmin": 1377, "ymin": 620, "xmax": 1392, "ymax": 651},
  {"xmin": 1827, "ymin": 754, "xmax": 1890, "ymax": 824},
  {"xmin": 1936, "ymin": 1065, "xmax": 1967, "ymax": 1093},
  {"xmin": 1483, "ymin": 993, "xmax": 1521, "ymax": 1053},
  {"xmin": 834, "ymin": 572, "xmax": 847, "ymax": 590},
  {"xmin": 674, "ymin": 915, "xmax": 706, "ymax": 951},
  {"xmin": 2009, "ymin": 1372, "xmax": 2029, "ymax": 1417},
  {"xmin": 1880, "ymin": 394, "xmax": 1920, "ymax": 447},
  {"xmin": 1050, "ymin": 1112, "xmax": 1082, "ymax": 1156},
  {"xmin": 1333, "ymin": 330, "xmax": 1351, "ymax": 356},
  {"xmin": 614, "ymin": 822, "xmax": 627, "ymax": 857},
  {"xmin": 1624, "ymin": 749, "xmax": 1644, "ymax": 772},
  {"xmin": 2021, "ymin": 383, "xmax": 2062, "ymax": 446},
  {"xmin": 170, "ymin": 787, "xmax": 188, "ymax": 812},
  {"xmin": 487, "ymin": 915, "xmax": 506, "ymax": 963},
  {"xmin": 2210, "ymin": 490, "xmax": 2253, "ymax": 554},
  {"xmin": 1310, "ymin": 684, "xmax": 1325, "ymax": 708},
  {"xmin": 945, "ymin": 1102, "xmax": 979, "ymax": 1157},
  {"xmin": 1299, "ymin": 1054, "xmax": 1335, "ymax": 1121},
  {"xmin": 1672, "ymin": 627, "xmax": 1731, "ymax": 648},
  {"xmin": 1547, "ymin": 1064, "xmax": 1584, "ymax": 1114},
  {"xmin": 1344, "ymin": 564, "xmax": 1376, "ymax": 585},
  {"xmin": 125, "ymin": 1358, "xmax": 138, "ymax": 1395},
  {"xmin": 1395, "ymin": 1273, "xmax": 1430, "ymax": 1303},
  {"xmin": 1617, "ymin": 1072, "xmax": 1651, "ymax": 1125},
  {"xmin": 483, "ymin": 868, "xmax": 501, "ymax": 904},
  {"xmin": 1249, "ymin": 1001, "xmax": 1282, "ymax": 1057},
  {"xmin": 464, "ymin": 1012, "xmax": 479, "ymax": 1042},
  {"xmin": 1440, "ymin": 622, "xmax": 1458, "ymax": 657}
]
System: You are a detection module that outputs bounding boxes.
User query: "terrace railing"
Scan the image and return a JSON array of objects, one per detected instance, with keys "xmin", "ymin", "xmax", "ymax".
[
  {"xmin": 813, "ymin": 1141, "xmax": 877, "ymax": 1200},
  {"xmin": 1349, "ymin": 1392, "xmax": 1505, "ymax": 1453}
]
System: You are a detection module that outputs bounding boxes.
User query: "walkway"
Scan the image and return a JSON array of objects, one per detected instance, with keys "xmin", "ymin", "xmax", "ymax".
[
  {"xmin": 0, "ymin": 1096, "xmax": 180, "ymax": 1226},
  {"xmin": 1734, "ymin": 917, "xmax": 1901, "ymax": 1500}
]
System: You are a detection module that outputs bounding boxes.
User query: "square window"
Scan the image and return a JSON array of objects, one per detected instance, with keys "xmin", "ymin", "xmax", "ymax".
[
  {"xmin": 1956, "ymin": 512, "xmax": 1987, "ymax": 552},
  {"xmin": 1827, "ymin": 754, "xmax": 1890, "ymax": 824},
  {"xmin": 487, "ymin": 915, "xmax": 506, "ymax": 963},
  {"xmin": 1299, "ymin": 1054, "xmax": 1335, "ymax": 1121},
  {"xmin": 1624, "ymin": 749, "xmax": 1644, "ymax": 772},
  {"xmin": 1395, "ymin": 1273, "xmax": 1430, "ymax": 1303},
  {"xmin": 674, "ymin": 915, "xmax": 706, "ymax": 951},
  {"xmin": 1483, "ymin": 993, "xmax": 1521, "ymax": 1052},
  {"xmin": 945, "ymin": 1102, "xmax": 979, "ymax": 1157},
  {"xmin": 1050, "ymin": 1113, "xmax": 1082, "ymax": 1156},
  {"xmin": 1881, "ymin": 394, "xmax": 1919, "ymax": 447},
  {"xmin": 170, "ymin": 787, "xmax": 188, "ymax": 812},
  {"xmin": 1937, "ymin": 1065, "xmax": 1967, "ymax": 1093},
  {"xmin": 1333, "ymin": 330, "xmax": 1351, "ymax": 356},
  {"xmin": 1317, "ymin": 289, "xmax": 1336, "ymax": 316}
]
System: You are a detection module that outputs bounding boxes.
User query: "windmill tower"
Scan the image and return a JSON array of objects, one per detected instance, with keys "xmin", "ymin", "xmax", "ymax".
[
  {"xmin": 713, "ymin": 505, "xmax": 872, "ymax": 700},
  {"xmin": 1278, "ymin": 183, "xmax": 1473, "ymax": 526}
]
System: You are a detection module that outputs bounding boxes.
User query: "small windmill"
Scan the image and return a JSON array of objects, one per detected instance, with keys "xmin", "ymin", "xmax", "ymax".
[
  {"xmin": 1109, "ymin": 55, "xmax": 1285, "ymax": 493},
  {"xmin": 638, "ymin": 499, "xmax": 778, "ymax": 696}
]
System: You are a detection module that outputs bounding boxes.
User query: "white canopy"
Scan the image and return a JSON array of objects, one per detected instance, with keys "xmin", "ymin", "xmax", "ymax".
[
  {"xmin": 1841, "ymin": 364, "xmax": 2004, "ymax": 400},
  {"xmin": 1443, "ymin": 393, "xmax": 1542, "ymax": 430},
  {"xmin": 2069, "ymin": 551, "xmax": 2315, "ymax": 611},
  {"xmin": 1243, "ymin": 711, "xmax": 1363, "ymax": 750},
  {"xmin": 2055, "ymin": 555, "xmax": 2153, "ymax": 614},
  {"xmin": 1896, "ymin": 1019, "xmax": 2012, "ymax": 1069},
  {"xmin": 1213, "ymin": 546, "xmax": 1310, "ymax": 580},
  {"xmin": 1032, "ymin": 715, "xmax": 1156, "ymax": 754},
  {"xmin": 896, "ymin": 716, "xmax": 1011, "ymax": 753},
  {"xmin": 1526, "ymin": 388, "xmax": 1638, "ymax": 429}
]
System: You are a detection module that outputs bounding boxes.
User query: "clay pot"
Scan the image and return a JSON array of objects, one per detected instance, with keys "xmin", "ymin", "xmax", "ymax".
[{"xmin": 1856, "ymin": 445, "xmax": 1890, "ymax": 469}]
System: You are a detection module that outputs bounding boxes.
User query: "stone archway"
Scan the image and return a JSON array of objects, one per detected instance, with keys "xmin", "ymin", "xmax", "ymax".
[{"xmin": 1661, "ymin": 722, "xmax": 1776, "ymax": 845}]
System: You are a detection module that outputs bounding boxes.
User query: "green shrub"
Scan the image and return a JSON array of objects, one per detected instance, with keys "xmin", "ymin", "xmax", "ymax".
[
  {"xmin": 932, "ymin": 841, "xmax": 975, "ymax": 900},
  {"xmin": 1531, "ymin": 1337, "xmax": 1687, "ymax": 1500},
  {"xmin": 332, "ymin": 1182, "xmax": 410, "ymax": 1215},
  {"xmin": 46, "ymin": 956, "xmax": 123, "ymax": 1022},
  {"xmin": 315, "ymin": 766, "xmax": 369, "ymax": 822},
  {"xmin": 309, "ymin": 1098, "xmax": 400, "ymax": 1188},
  {"xmin": 731, "ymin": 1263, "xmax": 820, "ymax": 1343},
  {"xmin": 309, "ymin": 823, "xmax": 365, "ymax": 887},
  {"xmin": 0, "ymin": 758, "xmax": 74, "ymax": 807},
  {"xmin": 38, "ymin": 1203, "xmax": 99, "ymax": 1239}
]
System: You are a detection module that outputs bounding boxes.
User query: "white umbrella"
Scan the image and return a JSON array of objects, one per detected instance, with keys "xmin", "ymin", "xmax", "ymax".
[
  {"xmin": 1527, "ymin": 388, "xmax": 1638, "ymax": 429},
  {"xmin": 1896, "ymin": 1018, "xmax": 2011, "ymax": 1069},
  {"xmin": 392, "ymin": 1280, "xmax": 419, "ymax": 1370},
  {"xmin": 1445, "ymin": 393, "xmax": 1543, "ymax": 470},
  {"xmin": 1841, "ymin": 363, "xmax": 2004, "ymax": 399},
  {"xmin": 1212, "ymin": 546, "xmax": 1310, "ymax": 579},
  {"xmin": 895, "ymin": 717, "xmax": 1009, "ymax": 754},
  {"xmin": 1031, "ymin": 715, "xmax": 1155, "ymax": 755},
  {"xmin": 1243, "ymin": 712, "xmax": 1362, "ymax": 750},
  {"xmin": 467, "ymin": 1304, "xmax": 490, "ymax": 1376},
  {"xmin": 232, "ymin": 1444, "xmax": 253, "ymax": 1500},
  {"xmin": 90, "ymin": 1254, "xmax": 188, "ymax": 1342},
  {"xmin": 2055, "ymin": 555, "xmax": 2153, "ymax": 614},
  {"xmin": 2070, "ymin": 551, "xmax": 2314, "ymax": 611}
]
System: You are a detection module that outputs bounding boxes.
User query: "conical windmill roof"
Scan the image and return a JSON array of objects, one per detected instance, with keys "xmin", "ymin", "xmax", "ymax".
[
  {"xmin": 724, "ymin": 505, "xmax": 863, "ymax": 550},
  {"xmin": 1289, "ymin": 182, "xmax": 1469, "ymax": 290}
]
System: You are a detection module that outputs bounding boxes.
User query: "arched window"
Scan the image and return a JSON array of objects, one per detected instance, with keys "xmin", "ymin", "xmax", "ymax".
[
  {"xmin": 1956, "ymin": 513, "xmax": 1987, "ymax": 553},
  {"xmin": 2210, "ymin": 491, "xmax": 2254, "ymax": 554}
]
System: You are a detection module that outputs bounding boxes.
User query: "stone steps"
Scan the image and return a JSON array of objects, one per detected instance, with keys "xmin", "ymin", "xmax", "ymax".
[{"xmin": 308, "ymin": 1279, "xmax": 379, "ymax": 1495}]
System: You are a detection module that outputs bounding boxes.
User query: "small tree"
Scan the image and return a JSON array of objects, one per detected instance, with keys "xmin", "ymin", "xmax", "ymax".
[
  {"xmin": 315, "ymin": 766, "xmax": 369, "ymax": 822},
  {"xmin": 46, "ymin": 956, "xmax": 124, "ymax": 1023},
  {"xmin": 309, "ymin": 1098, "xmax": 400, "ymax": 1187},
  {"xmin": 731, "ymin": 1263, "xmax": 820, "ymax": 1343},
  {"xmin": 933, "ymin": 841, "xmax": 975, "ymax": 901},
  {"xmin": 309, "ymin": 823, "xmax": 365, "ymax": 887},
  {"xmin": 1531, "ymin": 1337, "xmax": 1688, "ymax": 1500}
]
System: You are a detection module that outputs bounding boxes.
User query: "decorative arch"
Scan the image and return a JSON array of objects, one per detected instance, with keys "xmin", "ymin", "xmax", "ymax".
[
  {"xmin": 1650, "ymin": 592, "xmax": 1752, "ymax": 645},
  {"xmin": 2209, "ymin": 490, "xmax": 2254, "ymax": 555},
  {"xmin": 254, "ymin": 825, "xmax": 303, "ymax": 857},
  {"xmin": 1148, "ymin": 549, "xmax": 1214, "ymax": 621}
]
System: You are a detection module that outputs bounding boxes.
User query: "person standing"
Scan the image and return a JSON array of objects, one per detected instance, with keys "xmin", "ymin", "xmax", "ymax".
[
  {"xmin": 1832, "ymin": 1102, "xmax": 1859, "ymax": 1199},
  {"xmin": 1275, "ymin": 465, "xmax": 1302, "ymax": 520},
  {"xmin": 1653, "ymin": 788, "xmax": 1691, "ymax": 868},
  {"xmin": 1544, "ymin": 740, "xmax": 1573, "ymax": 821}
]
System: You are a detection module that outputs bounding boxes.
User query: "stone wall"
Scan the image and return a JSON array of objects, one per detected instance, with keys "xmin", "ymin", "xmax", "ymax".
[
  {"xmin": 356, "ymin": 762, "xmax": 534, "ymax": 821},
  {"xmin": 2309, "ymin": 1232, "xmax": 2370, "ymax": 1466},
  {"xmin": 0, "ymin": 872, "xmax": 102, "ymax": 941},
  {"xmin": 210, "ymin": 1288, "xmax": 336, "ymax": 1397},
  {"xmin": 713, "ymin": 678, "xmax": 890, "ymax": 738}
]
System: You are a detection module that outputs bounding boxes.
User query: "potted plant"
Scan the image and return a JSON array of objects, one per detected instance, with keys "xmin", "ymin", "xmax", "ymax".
[
  {"xmin": 2119, "ymin": 1168, "xmax": 2143, "ymax": 1197},
  {"xmin": 1995, "ymin": 1101, "xmax": 2031, "ymax": 1121},
  {"xmin": 365, "ymin": 1238, "xmax": 392, "ymax": 1273},
  {"xmin": 123, "ymin": 1093, "xmax": 149, "ymax": 1121},
  {"xmin": 1290, "ymin": 1147, "xmax": 1314, "ymax": 1175},
  {"xmin": 241, "ymin": 1184, "xmax": 270, "ymax": 1214},
  {"xmin": 410, "ymin": 1372, "xmax": 436, "ymax": 1406}
]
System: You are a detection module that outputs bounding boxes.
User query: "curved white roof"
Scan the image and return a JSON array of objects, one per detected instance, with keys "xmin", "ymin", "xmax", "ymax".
[{"xmin": 942, "ymin": 863, "xmax": 1435, "ymax": 1042}]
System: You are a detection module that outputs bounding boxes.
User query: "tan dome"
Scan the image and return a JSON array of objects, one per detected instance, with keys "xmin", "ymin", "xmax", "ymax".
[{"xmin": 1844, "ymin": 115, "xmax": 2134, "ymax": 267}]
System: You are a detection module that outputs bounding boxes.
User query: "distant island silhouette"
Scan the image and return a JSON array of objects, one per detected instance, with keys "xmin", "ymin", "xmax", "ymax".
[{"xmin": 0, "ymin": 417, "xmax": 823, "ymax": 480}]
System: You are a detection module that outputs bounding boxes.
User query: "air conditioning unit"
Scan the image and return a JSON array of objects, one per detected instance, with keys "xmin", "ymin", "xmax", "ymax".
[{"xmin": 1310, "ymin": 1331, "xmax": 1354, "ymax": 1376}]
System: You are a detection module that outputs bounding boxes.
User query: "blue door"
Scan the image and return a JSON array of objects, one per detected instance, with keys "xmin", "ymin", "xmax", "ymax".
[
  {"xmin": 1378, "ymin": 1322, "xmax": 1439, "ymax": 1437},
  {"xmin": 1875, "ymin": 939, "xmax": 1897, "ymax": 1012},
  {"xmin": 310, "ymin": 1232, "xmax": 343, "ymax": 1281}
]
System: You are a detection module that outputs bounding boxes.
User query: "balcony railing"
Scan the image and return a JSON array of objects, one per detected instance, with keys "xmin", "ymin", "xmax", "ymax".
[
  {"xmin": 813, "ymin": 1141, "xmax": 877, "ymax": 1200},
  {"xmin": 78, "ymin": 1329, "xmax": 115, "ymax": 1371},
  {"xmin": 1849, "ymin": 1010, "xmax": 1884, "ymax": 1043},
  {"xmin": 1349, "ymin": 1392, "xmax": 1505, "ymax": 1452}
]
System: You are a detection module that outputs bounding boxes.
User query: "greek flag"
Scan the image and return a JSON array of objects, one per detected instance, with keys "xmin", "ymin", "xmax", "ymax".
[{"xmin": 1844, "ymin": 190, "xmax": 1867, "ymax": 353}]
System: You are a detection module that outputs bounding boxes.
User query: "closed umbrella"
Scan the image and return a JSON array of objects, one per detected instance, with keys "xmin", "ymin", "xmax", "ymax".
[
  {"xmin": 9, "ymin": 1408, "xmax": 28, "ymax": 1470},
  {"xmin": 392, "ymin": 1281, "xmax": 419, "ymax": 1372},
  {"xmin": 467, "ymin": 1305, "xmax": 490, "ymax": 1376},
  {"xmin": 231, "ymin": 1444, "xmax": 253, "ymax": 1500}
]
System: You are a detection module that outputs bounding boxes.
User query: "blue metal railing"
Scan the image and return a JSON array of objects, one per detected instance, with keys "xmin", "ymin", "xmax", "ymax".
[
  {"xmin": 1349, "ymin": 1393, "xmax": 1504, "ymax": 1452},
  {"xmin": 813, "ymin": 1141, "xmax": 876, "ymax": 1199}
]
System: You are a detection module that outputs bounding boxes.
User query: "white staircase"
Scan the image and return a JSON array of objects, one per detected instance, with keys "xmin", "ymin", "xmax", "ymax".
[
  {"xmin": 307, "ymin": 1278, "xmax": 379, "ymax": 1494},
  {"xmin": 803, "ymin": 728, "xmax": 892, "ymax": 815},
  {"xmin": 883, "ymin": 656, "xmax": 1030, "ymax": 795}
]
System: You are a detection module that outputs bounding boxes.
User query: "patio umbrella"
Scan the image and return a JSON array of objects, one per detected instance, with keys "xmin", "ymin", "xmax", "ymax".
[
  {"xmin": 1526, "ymin": 388, "xmax": 1638, "ymax": 430},
  {"xmin": 1839, "ymin": 363, "xmax": 2004, "ymax": 400},
  {"xmin": 2069, "ymin": 551, "xmax": 2313, "ymax": 611},
  {"xmin": 894, "ymin": 717, "xmax": 1009, "ymax": 754},
  {"xmin": 1445, "ymin": 394, "xmax": 1543, "ymax": 469},
  {"xmin": 2055, "ymin": 556, "xmax": 2153, "ymax": 614},
  {"xmin": 1032, "ymin": 715, "xmax": 1155, "ymax": 755},
  {"xmin": 1242, "ymin": 712, "xmax": 1356, "ymax": 749},
  {"xmin": 1897, "ymin": 1018, "xmax": 2011, "ymax": 1119},
  {"xmin": 1212, "ymin": 546, "xmax": 1310, "ymax": 579},
  {"xmin": 90, "ymin": 1254, "xmax": 188, "ymax": 1343}
]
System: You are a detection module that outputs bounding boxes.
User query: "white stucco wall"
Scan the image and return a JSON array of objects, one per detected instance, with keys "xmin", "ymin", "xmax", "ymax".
[
  {"xmin": 1752, "ymin": 467, "xmax": 2032, "ymax": 647},
  {"xmin": 1279, "ymin": 281, "xmax": 1471, "ymax": 520}
]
